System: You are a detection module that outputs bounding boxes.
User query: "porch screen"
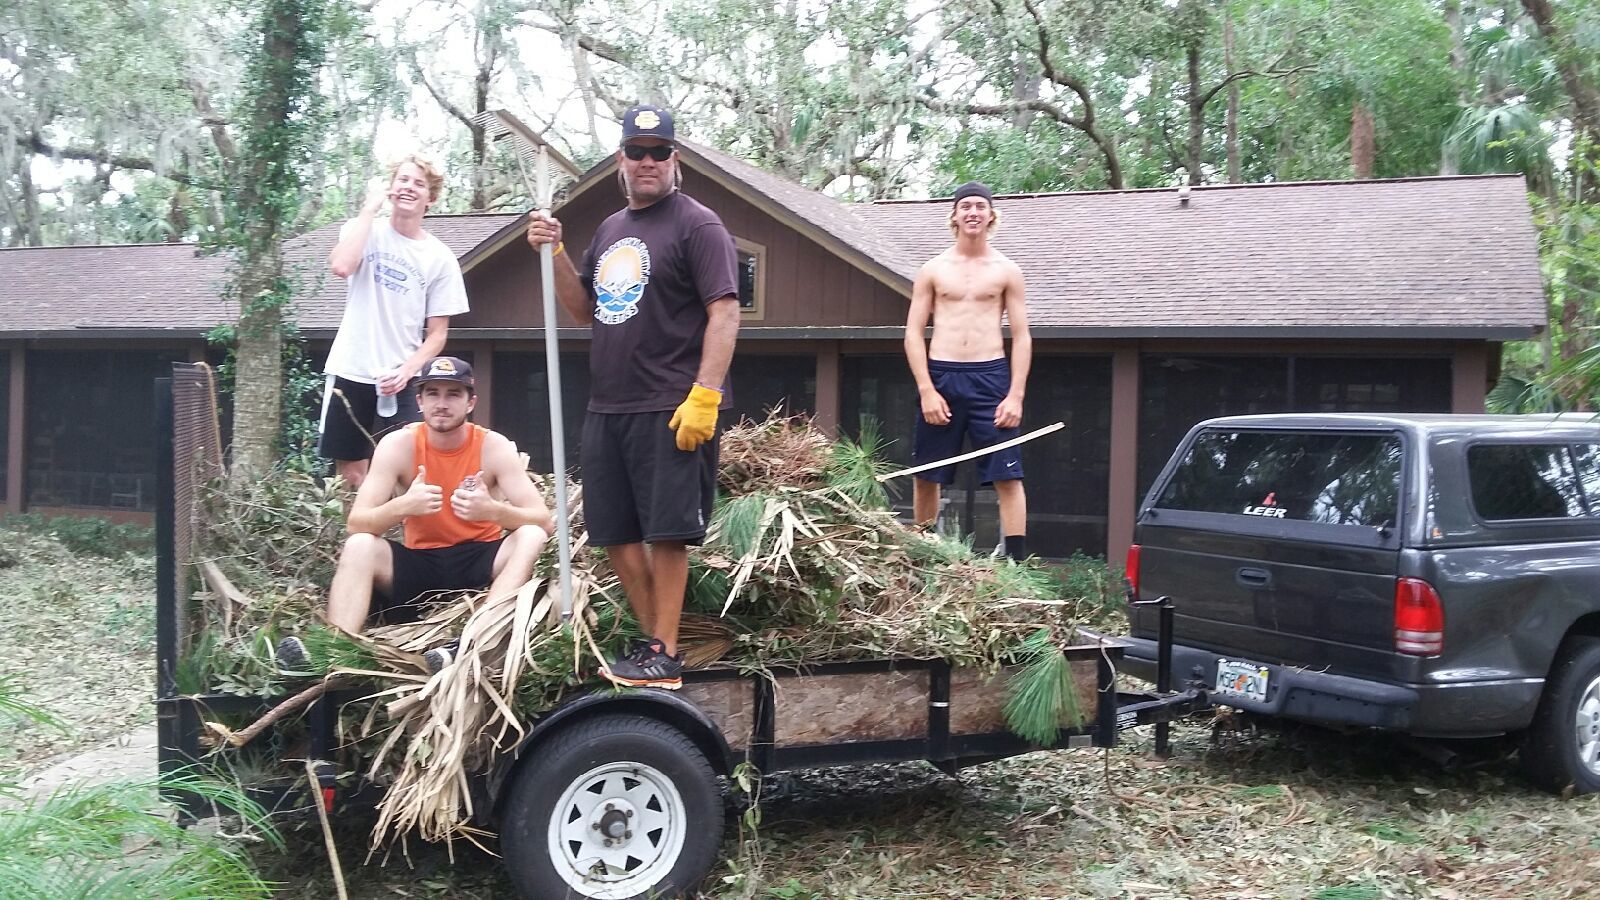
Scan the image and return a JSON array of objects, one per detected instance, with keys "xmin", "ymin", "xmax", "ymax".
[
  {"xmin": 727, "ymin": 353, "xmax": 816, "ymax": 425},
  {"xmin": 840, "ymin": 354, "xmax": 1111, "ymax": 559},
  {"xmin": 0, "ymin": 351, "xmax": 8, "ymax": 503},
  {"xmin": 491, "ymin": 353, "xmax": 591, "ymax": 473},
  {"xmin": 1137, "ymin": 354, "xmax": 1452, "ymax": 500},
  {"xmin": 25, "ymin": 349, "xmax": 183, "ymax": 510}
]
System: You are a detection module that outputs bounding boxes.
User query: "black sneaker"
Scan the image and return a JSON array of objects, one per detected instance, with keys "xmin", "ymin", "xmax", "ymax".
[
  {"xmin": 276, "ymin": 636, "xmax": 311, "ymax": 673},
  {"xmin": 602, "ymin": 639, "xmax": 683, "ymax": 690},
  {"xmin": 423, "ymin": 640, "xmax": 460, "ymax": 674}
]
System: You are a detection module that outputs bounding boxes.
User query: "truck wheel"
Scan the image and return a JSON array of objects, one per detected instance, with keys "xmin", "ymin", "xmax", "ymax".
[
  {"xmin": 1520, "ymin": 636, "xmax": 1600, "ymax": 796},
  {"xmin": 499, "ymin": 714, "xmax": 723, "ymax": 899}
]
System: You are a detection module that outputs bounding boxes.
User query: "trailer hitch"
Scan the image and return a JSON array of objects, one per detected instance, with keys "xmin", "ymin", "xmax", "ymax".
[{"xmin": 1132, "ymin": 596, "xmax": 1176, "ymax": 757}]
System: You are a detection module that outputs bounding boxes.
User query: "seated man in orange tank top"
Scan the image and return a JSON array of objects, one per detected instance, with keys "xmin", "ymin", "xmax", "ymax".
[{"xmin": 278, "ymin": 356, "xmax": 552, "ymax": 672}]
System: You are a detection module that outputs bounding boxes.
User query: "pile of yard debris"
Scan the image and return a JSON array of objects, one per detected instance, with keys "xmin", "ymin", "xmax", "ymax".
[{"xmin": 185, "ymin": 414, "xmax": 1123, "ymax": 845}]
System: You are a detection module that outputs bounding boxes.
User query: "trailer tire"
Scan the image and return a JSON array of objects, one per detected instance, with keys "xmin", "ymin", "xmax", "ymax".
[
  {"xmin": 499, "ymin": 713, "xmax": 723, "ymax": 899},
  {"xmin": 1519, "ymin": 636, "xmax": 1600, "ymax": 796}
]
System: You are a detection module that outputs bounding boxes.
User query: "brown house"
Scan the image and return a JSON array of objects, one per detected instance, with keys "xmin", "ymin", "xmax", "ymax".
[{"xmin": 0, "ymin": 148, "xmax": 1545, "ymax": 562}]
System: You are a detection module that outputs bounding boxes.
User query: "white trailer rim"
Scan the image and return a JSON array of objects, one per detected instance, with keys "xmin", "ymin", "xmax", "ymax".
[{"xmin": 547, "ymin": 760, "xmax": 687, "ymax": 898}]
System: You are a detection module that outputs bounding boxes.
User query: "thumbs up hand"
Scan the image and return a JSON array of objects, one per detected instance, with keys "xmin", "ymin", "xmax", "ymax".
[
  {"xmin": 404, "ymin": 465, "xmax": 444, "ymax": 516},
  {"xmin": 452, "ymin": 470, "xmax": 497, "ymax": 523}
]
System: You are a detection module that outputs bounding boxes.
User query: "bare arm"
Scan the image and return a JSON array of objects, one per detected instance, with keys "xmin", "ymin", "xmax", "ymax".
[
  {"xmin": 695, "ymin": 297, "xmax": 740, "ymax": 389},
  {"xmin": 461, "ymin": 433, "xmax": 556, "ymax": 532},
  {"xmin": 329, "ymin": 183, "xmax": 387, "ymax": 278},
  {"xmin": 378, "ymin": 316, "xmax": 450, "ymax": 396},
  {"xmin": 526, "ymin": 213, "xmax": 593, "ymax": 324},
  {"xmin": 995, "ymin": 262, "xmax": 1031, "ymax": 429},
  {"xmin": 905, "ymin": 263, "xmax": 951, "ymax": 426},
  {"xmin": 346, "ymin": 432, "xmax": 440, "ymax": 534}
]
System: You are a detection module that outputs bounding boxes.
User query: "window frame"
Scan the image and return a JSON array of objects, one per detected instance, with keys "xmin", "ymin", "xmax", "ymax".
[{"xmin": 734, "ymin": 236, "xmax": 766, "ymax": 321}]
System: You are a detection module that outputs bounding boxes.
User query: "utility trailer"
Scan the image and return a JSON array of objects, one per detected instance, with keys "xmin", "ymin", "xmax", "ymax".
[{"xmin": 153, "ymin": 363, "xmax": 1207, "ymax": 899}]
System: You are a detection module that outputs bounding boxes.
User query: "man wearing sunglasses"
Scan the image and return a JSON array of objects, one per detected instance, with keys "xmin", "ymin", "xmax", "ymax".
[{"xmin": 525, "ymin": 104, "xmax": 740, "ymax": 690}]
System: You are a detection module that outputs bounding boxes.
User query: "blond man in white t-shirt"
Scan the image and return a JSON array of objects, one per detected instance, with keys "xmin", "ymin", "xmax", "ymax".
[{"xmin": 320, "ymin": 155, "xmax": 470, "ymax": 488}]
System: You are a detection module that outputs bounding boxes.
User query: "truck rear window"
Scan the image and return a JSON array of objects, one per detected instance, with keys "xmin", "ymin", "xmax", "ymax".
[
  {"xmin": 1155, "ymin": 431, "xmax": 1402, "ymax": 527},
  {"xmin": 1467, "ymin": 444, "xmax": 1587, "ymax": 520}
]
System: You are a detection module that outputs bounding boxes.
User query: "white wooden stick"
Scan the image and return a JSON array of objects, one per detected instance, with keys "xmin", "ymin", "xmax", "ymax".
[{"xmin": 875, "ymin": 421, "xmax": 1066, "ymax": 482}]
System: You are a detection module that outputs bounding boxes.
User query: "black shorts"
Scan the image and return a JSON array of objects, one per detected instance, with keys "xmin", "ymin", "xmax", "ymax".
[
  {"xmin": 375, "ymin": 538, "xmax": 503, "ymax": 624},
  {"xmin": 317, "ymin": 375, "xmax": 421, "ymax": 463},
  {"xmin": 581, "ymin": 410, "xmax": 717, "ymax": 546},
  {"xmin": 912, "ymin": 359, "xmax": 1025, "ymax": 485}
]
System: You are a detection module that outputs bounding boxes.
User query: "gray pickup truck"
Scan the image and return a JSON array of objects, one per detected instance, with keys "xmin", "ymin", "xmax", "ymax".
[{"xmin": 1118, "ymin": 413, "xmax": 1600, "ymax": 795}]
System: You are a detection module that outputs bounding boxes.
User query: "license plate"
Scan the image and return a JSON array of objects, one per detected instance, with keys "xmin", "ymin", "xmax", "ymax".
[{"xmin": 1215, "ymin": 658, "xmax": 1270, "ymax": 702}]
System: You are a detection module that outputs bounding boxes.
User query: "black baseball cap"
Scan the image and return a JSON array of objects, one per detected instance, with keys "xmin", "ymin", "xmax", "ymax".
[
  {"xmin": 620, "ymin": 105, "xmax": 675, "ymax": 144},
  {"xmin": 411, "ymin": 356, "xmax": 475, "ymax": 391}
]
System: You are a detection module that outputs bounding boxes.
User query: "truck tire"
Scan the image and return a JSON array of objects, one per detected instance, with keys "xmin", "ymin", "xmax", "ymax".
[
  {"xmin": 499, "ymin": 713, "xmax": 723, "ymax": 899},
  {"xmin": 1519, "ymin": 636, "xmax": 1600, "ymax": 796}
]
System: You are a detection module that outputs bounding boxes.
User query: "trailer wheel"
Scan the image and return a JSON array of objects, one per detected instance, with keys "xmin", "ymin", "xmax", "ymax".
[
  {"xmin": 1520, "ymin": 636, "xmax": 1600, "ymax": 796},
  {"xmin": 499, "ymin": 713, "xmax": 722, "ymax": 899}
]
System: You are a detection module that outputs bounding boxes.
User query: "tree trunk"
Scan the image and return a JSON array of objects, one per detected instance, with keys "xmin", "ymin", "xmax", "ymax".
[
  {"xmin": 229, "ymin": 0, "xmax": 326, "ymax": 478},
  {"xmin": 1012, "ymin": 56, "xmax": 1042, "ymax": 129},
  {"xmin": 1522, "ymin": 0, "xmax": 1600, "ymax": 202},
  {"xmin": 1224, "ymin": 12, "xmax": 1240, "ymax": 183},
  {"xmin": 17, "ymin": 151, "xmax": 43, "ymax": 246},
  {"xmin": 1440, "ymin": 0, "xmax": 1466, "ymax": 176},
  {"xmin": 1187, "ymin": 38, "xmax": 1204, "ymax": 185},
  {"xmin": 1351, "ymin": 101, "xmax": 1376, "ymax": 179}
]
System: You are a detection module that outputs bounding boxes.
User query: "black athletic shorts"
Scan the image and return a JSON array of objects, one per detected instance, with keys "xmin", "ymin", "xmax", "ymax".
[
  {"xmin": 581, "ymin": 410, "xmax": 718, "ymax": 546},
  {"xmin": 318, "ymin": 375, "xmax": 421, "ymax": 463},
  {"xmin": 374, "ymin": 537, "xmax": 503, "ymax": 624}
]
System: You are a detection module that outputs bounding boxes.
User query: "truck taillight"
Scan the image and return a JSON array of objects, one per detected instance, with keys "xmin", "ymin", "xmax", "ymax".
[
  {"xmin": 1125, "ymin": 543, "xmax": 1141, "ymax": 601},
  {"xmin": 1394, "ymin": 577, "xmax": 1444, "ymax": 656}
]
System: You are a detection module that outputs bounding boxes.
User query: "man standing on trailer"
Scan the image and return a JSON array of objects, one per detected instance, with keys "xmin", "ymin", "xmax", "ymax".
[
  {"xmin": 524, "ymin": 104, "xmax": 740, "ymax": 690},
  {"xmin": 320, "ymin": 155, "xmax": 470, "ymax": 489},
  {"xmin": 904, "ymin": 181, "xmax": 1033, "ymax": 561}
]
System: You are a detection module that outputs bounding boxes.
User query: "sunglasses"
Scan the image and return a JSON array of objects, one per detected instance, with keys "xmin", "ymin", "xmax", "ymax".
[{"xmin": 622, "ymin": 144, "xmax": 675, "ymax": 162}]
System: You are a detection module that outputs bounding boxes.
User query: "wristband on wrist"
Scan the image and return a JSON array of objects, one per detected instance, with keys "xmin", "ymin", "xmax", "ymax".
[{"xmin": 551, "ymin": 241, "xmax": 565, "ymax": 257}]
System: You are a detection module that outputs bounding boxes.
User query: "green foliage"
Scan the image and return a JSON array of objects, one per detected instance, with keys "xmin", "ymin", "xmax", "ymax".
[
  {"xmin": 2, "ymin": 514, "xmax": 153, "ymax": 557},
  {"xmin": 826, "ymin": 418, "xmax": 893, "ymax": 509},
  {"xmin": 1002, "ymin": 627, "xmax": 1084, "ymax": 745}
]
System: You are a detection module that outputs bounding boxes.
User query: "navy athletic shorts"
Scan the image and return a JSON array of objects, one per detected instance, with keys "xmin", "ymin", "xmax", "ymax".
[
  {"xmin": 581, "ymin": 410, "xmax": 718, "ymax": 546},
  {"xmin": 912, "ymin": 359, "xmax": 1024, "ymax": 486},
  {"xmin": 317, "ymin": 375, "xmax": 421, "ymax": 463}
]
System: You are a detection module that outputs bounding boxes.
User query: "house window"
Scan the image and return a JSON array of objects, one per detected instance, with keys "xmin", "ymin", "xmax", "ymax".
[
  {"xmin": 25, "ymin": 349, "xmax": 183, "ymax": 510},
  {"xmin": 735, "ymin": 237, "xmax": 765, "ymax": 319}
]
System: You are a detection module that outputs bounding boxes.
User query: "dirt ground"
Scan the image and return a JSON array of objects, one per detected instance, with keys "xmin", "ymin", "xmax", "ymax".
[{"xmin": 5, "ymin": 526, "xmax": 1598, "ymax": 899}]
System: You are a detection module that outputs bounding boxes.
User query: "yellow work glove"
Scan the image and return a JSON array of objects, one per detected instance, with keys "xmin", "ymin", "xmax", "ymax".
[{"xmin": 668, "ymin": 384, "xmax": 722, "ymax": 451}]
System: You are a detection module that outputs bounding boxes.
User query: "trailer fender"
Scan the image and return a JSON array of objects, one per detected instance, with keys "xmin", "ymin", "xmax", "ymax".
[{"xmin": 487, "ymin": 689, "xmax": 736, "ymax": 812}]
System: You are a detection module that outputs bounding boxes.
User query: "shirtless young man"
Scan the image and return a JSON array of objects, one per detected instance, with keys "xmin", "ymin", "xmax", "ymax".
[{"xmin": 903, "ymin": 181, "xmax": 1032, "ymax": 561}]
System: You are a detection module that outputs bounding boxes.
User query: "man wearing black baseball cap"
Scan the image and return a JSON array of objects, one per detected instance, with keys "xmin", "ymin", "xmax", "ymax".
[
  {"xmin": 279, "ymin": 355, "xmax": 554, "ymax": 672},
  {"xmin": 524, "ymin": 105, "xmax": 741, "ymax": 689},
  {"xmin": 903, "ymin": 181, "xmax": 1034, "ymax": 561}
]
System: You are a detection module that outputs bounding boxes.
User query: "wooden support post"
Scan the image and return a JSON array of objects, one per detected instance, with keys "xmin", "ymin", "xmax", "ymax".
[
  {"xmin": 6, "ymin": 346, "xmax": 24, "ymax": 514},
  {"xmin": 1451, "ymin": 343, "xmax": 1488, "ymax": 414},
  {"xmin": 467, "ymin": 341, "xmax": 495, "ymax": 429},
  {"xmin": 814, "ymin": 341, "xmax": 841, "ymax": 436},
  {"xmin": 1106, "ymin": 346, "xmax": 1140, "ymax": 566}
]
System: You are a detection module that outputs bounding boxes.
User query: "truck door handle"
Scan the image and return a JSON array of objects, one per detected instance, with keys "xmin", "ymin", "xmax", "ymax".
[{"xmin": 1236, "ymin": 567, "xmax": 1273, "ymax": 589}]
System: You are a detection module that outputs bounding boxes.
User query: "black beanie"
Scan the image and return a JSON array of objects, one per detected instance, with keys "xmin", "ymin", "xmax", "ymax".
[{"xmin": 952, "ymin": 181, "xmax": 994, "ymax": 205}]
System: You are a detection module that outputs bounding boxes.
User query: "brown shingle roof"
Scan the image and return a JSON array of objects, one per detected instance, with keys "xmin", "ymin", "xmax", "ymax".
[
  {"xmin": 0, "ymin": 214, "xmax": 520, "ymax": 337},
  {"xmin": 0, "ymin": 242, "xmax": 232, "ymax": 336},
  {"xmin": 853, "ymin": 175, "xmax": 1546, "ymax": 336}
]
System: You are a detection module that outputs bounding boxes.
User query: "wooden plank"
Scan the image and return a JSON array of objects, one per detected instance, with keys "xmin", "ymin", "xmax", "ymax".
[
  {"xmin": 681, "ymin": 680, "xmax": 755, "ymax": 751},
  {"xmin": 773, "ymin": 669, "xmax": 928, "ymax": 746},
  {"xmin": 948, "ymin": 658, "xmax": 1100, "ymax": 736}
]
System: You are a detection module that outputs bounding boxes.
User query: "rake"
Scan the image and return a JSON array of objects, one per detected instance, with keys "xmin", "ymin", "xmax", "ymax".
[{"xmin": 473, "ymin": 109, "xmax": 584, "ymax": 617}]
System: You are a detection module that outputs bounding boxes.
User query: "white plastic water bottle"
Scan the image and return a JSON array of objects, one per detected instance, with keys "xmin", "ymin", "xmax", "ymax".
[{"xmin": 376, "ymin": 390, "xmax": 398, "ymax": 419}]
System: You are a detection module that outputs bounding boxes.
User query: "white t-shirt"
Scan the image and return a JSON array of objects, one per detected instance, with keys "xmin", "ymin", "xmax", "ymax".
[{"xmin": 323, "ymin": 219, "xmax": 470, "ymax": 383}]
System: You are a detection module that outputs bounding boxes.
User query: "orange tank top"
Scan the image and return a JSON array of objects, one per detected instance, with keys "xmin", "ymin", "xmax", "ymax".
[{"xmin": 405, "ymin": 423, "xmax": 504, "ymax": 550}]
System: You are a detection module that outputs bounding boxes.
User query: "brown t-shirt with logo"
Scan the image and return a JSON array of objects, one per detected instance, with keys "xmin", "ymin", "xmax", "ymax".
[{"xmin": 579, "ymin": 191, "xmax": 739, "ymax": 414}]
